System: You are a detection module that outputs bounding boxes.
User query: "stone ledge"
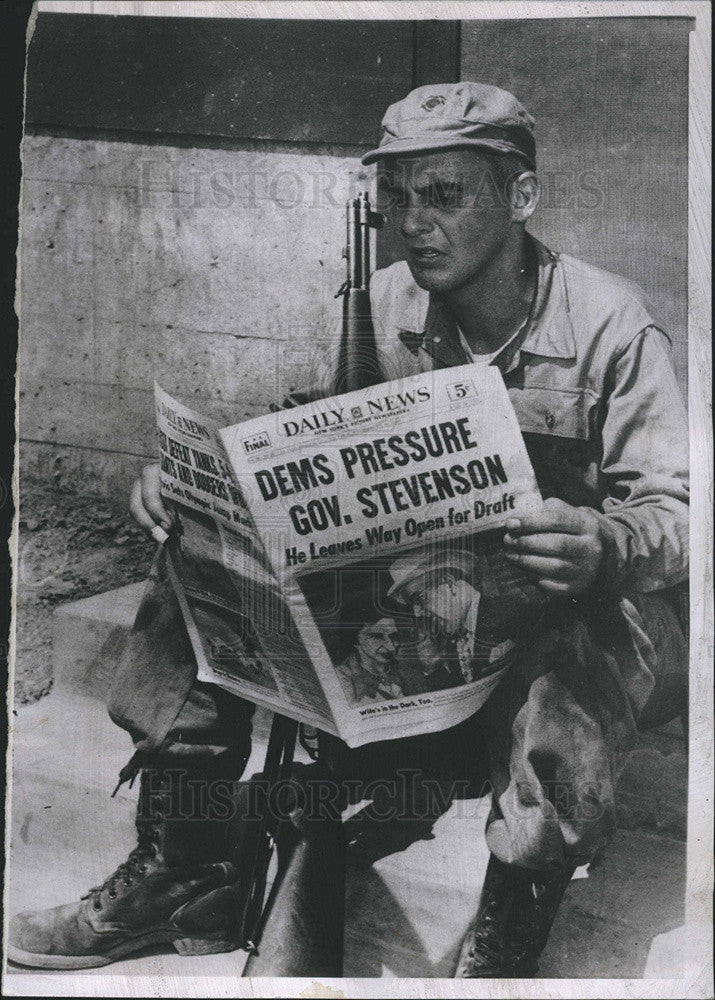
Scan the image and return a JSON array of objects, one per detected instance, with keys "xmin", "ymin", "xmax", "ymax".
[{"xmin": 53, "ymin": 580, "xmax": 148, "ymax": 699}]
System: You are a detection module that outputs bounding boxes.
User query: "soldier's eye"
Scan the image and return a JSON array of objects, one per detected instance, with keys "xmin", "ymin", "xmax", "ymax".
[
  {"xmin": 378, "ymin": 181, "xmax": 407, "ymax": 211},
  {"xmin": 428, "ymin": 182, "xmax": 464, "ymax": 209}
]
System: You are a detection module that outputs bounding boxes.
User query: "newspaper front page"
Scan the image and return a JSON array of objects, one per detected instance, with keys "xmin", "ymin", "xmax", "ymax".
[{"xmin": 218, "ymin": 365, "xmax": 546, "ymax": 747}]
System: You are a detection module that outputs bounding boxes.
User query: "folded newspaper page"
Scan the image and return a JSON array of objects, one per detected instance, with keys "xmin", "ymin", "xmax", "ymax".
[{"xmin": 154, "ymin": 384, "xmax": 339, "ymax": 734}]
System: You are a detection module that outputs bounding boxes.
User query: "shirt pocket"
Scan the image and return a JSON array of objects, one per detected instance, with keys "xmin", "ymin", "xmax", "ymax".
[
  {"xmin": 508, "ymin": 384, "xmax": 597, "ymax": 439},
  {"xmin": 508, "ymin": 385, "xmax": 601, "ymax": 504}
]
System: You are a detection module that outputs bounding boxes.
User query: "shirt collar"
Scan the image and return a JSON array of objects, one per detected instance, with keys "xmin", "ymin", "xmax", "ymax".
[{"xmin": 394, "ymin": 236, "xmax": 577, "ymax": 372}]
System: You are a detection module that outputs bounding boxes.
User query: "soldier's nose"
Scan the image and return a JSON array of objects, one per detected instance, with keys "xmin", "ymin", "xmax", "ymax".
[{"xmin": 400, "ymin": 206, "xmax": 432, "ymax": 239}]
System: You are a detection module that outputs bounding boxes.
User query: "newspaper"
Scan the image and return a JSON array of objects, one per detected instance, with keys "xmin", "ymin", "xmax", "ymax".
[{"xmin": 156, "ymin": 365, "xmax": 546, "ymax": 748}]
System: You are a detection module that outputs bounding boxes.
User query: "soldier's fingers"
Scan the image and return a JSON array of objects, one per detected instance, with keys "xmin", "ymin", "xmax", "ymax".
[
  {"xmin": 534, "ymin": 578, "xmax": 576, "ymax": 595},
  {"xmin": 140, "ymin": 464, "xmax": 172, "ymax": 529},
  {"xmin": 505, "ymin": 505, "xmax": 586, "ymax": 536},
  {"xmin": 504, "ymin": 552, "xmax": 574, "ymax": 580},
  {"xmin": 504, "ymin": 531, "xmax": 587, "ymax": 557},
  {"xmin": 129, "ymin": 477, "xmax": 159, "ymax": 533},
  {"xmin": 542, "ymin": 497, "xmax": 571, "ymax": 511}
]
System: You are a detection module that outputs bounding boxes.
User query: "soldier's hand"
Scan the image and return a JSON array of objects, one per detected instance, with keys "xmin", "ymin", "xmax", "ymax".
[
  {"xmin": 129, "ymin": 463, "xmax": 173, "ymax": 540},
  {"xmin": 503, "ymin": 497, "xmax": 604, "ymax": 596}
]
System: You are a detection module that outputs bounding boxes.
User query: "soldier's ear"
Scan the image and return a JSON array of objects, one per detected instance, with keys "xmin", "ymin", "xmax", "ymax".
[{"xmin": 508, "ymin": 171, "xmax": 540, "ymax": 223}]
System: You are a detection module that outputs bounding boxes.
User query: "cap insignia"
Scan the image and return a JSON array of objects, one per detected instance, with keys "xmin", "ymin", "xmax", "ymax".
[{"xmin": 421, "ymin": 94, "xmax": 446, "ymax": 112}]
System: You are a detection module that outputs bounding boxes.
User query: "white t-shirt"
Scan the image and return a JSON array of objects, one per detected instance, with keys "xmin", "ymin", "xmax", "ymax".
[{"xmin": 457, "ymin": 325, "xmax": 524, "ymax": 365}]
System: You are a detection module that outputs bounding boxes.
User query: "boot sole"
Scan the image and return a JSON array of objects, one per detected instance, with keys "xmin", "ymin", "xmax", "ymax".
[{"xmin": 6, "ymin": 929, "xmax": 240, "ymax": 970}]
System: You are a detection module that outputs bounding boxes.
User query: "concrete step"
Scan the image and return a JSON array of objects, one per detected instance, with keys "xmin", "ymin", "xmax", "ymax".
[
  {"xmin": 52, "ymin": 581, "xmax": 148, "ymax": 699},
  {"xmin": 6, "ymin": 687, "xmax": 691, "ymax": 984}
]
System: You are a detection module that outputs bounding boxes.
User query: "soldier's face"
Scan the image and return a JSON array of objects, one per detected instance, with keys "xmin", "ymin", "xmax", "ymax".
[
  {"xmin": 381, "ymin": 150, "xmax": 514, "ymax": 295},
  {"xmin": 357, "ymin": 618, "xmax": 400, "ymax": 671}
]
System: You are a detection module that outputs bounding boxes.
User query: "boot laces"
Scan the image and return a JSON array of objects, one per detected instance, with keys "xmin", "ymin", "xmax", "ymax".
[
  {"xmin": 84, "ymin": 752, "xmax": 162, "ymax": 911},
  {"xmin": 82, "ymin": 826, "xmax": 160, "ymax": 911},
  {"xmin": 462, "ymin": 893, "xmax": 502, "ymax": 970},
  {"xmin": 110, "ymin": 750, "xmax": 145, "ymax": 798}
]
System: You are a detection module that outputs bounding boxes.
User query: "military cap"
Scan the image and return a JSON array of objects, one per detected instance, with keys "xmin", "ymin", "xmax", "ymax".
[
  {"xmin": 387, "ymin": 547, "xmax": 477, "ymax": 604},
  {"xmin": 362, "ymin": 81, "xmax": 536, "ymax": 169}
]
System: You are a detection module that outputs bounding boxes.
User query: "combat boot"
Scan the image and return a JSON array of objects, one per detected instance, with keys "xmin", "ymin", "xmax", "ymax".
[
  {"xmin": 8, "ymin": 749, "xmax": 247, "ymax": 969},
  {"xmin": 454, "ymin": 854, "xmax": 575, "ymax": 978}
]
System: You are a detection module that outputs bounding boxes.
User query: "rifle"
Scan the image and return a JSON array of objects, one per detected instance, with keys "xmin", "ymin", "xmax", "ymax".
[
  {"xmin": 333, "ymin": 192, "xmax": 385, "ymax": 394},
  {"xmin": 237, "ymin": 196, "xmax": 387, "ymax": 975}
]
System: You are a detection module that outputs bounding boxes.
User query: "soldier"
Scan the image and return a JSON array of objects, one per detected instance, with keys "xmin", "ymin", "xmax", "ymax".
[{"xmin": 9, "ymin": 82, "xmax": 689, "ymax": 978}]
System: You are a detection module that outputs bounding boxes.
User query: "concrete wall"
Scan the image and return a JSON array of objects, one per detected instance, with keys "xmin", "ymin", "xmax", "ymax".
[
  {"xmin": 461, "ymin": 18, "xmax": 690, "ymax": 389},
  {"xmin": 19, "ymin": 18, "xmax": 690, "ymax": 500},
  {"xmin": 20, "ymin": 136, "xmax": 369, "ymax": 495}
]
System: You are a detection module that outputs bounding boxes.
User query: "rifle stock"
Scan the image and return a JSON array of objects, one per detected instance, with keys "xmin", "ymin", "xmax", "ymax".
[{"xmin": 242, "ymin": 755, "xmax": 346, "ymax": 977}]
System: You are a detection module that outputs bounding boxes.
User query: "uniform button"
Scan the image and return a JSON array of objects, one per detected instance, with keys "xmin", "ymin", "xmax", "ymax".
[{"xmin": 545, "ymin": 411, "xmax": 556, "ymax": 430}]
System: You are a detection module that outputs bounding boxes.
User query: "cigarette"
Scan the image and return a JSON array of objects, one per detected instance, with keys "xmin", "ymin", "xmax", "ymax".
[{"xmin": 151, "ymin": 525, "xmax": 170, "ymax": 545}]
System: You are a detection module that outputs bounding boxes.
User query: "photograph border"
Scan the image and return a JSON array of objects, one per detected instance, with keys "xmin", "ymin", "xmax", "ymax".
[{"xmin": 4, "ymin": 2, "xmax": 712, "ymax": 998}]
